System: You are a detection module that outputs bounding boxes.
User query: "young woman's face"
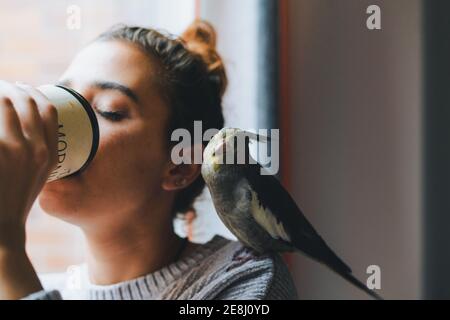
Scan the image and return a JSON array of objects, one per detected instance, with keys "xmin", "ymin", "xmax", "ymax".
[{"xmin": 39, "ymin": 40, "xmax": 177, "ymax": 226}]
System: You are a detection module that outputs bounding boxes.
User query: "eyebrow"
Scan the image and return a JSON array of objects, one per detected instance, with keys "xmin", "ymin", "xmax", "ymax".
[{"xmin": 57, "ymin": 79, "xmax": 140, "ymax": 103}]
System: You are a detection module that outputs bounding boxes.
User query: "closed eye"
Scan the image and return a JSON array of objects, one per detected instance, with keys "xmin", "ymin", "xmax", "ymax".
[{"xmin": 97, "ymin": 110, "xmax": 127, "ymax": 122}]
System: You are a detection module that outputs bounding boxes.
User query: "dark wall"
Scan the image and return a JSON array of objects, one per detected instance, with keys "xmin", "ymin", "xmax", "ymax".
[{"xmin": 288, "ymin": 0, "xmax": 422, "ymax": 299}]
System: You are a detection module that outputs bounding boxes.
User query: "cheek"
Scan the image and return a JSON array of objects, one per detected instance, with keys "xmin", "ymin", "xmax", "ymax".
[
  {"xmin": 96, "ymin": 121, "xmax": 170, "ymax": 192},
  {"xmin": 40, "ymin": 123, "xmax": 170, "ymax": 212},
  {"xmin": 93, "ymin": 124, "xmax": 168, "ymax": 187}
]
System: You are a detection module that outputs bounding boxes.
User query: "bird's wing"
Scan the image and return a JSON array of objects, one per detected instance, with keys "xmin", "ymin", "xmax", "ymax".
[
  {"xmin": 243, "ymin": 161, "xmax": 352, "ymax": 274},
  {"xmin": 249, "ymin": 187, "xmax": 292, "ymax": 242},
  {"xmin": 244, "ymin": 162, "xmax": 319, "ymax": 242}
]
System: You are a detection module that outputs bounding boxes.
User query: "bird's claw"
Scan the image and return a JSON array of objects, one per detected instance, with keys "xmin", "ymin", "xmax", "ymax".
[{"xmin": 225, "ymin": 246, "xmax": 262, "ymax": 272}]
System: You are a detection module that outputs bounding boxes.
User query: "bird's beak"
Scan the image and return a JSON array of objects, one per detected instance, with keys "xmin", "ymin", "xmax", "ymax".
[{"xmin": 214, "ymin": 139, "xmax": 226, "ymax": 156}]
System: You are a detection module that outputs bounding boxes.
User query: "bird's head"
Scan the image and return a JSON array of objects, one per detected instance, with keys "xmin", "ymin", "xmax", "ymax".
[
  {"xmin": 201, "ymin": 127, "xmax": 269, "ymax": 181},
  {"xmin": 202, "ymin": 128, "xmax": 242, "ymax": 178}
]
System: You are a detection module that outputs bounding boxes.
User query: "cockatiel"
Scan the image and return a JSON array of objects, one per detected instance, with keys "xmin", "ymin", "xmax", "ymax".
[{"xmin": 201, "ymin": 128, "xmax": 382, "ymax": 300}]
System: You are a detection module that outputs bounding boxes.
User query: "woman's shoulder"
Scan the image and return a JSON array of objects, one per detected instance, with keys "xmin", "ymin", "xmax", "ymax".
[
  {"xmin": 35, "ymin": 235, "xmax": 299, "ymax": 300},
  {"xmin": 189, "ymin": 235, "xmax": 298, "ymax": 300}
]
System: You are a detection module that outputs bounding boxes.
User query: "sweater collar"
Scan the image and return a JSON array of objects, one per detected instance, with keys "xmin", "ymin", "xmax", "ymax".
[{"xmin": 84, "ymin": 235, "xmax": 228, "ymax": 299}]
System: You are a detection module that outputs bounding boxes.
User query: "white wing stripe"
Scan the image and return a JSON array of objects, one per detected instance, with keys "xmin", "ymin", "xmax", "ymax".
[{"xmin": 249, "ymin": 189, "xmax": 291, "ymax": 242}]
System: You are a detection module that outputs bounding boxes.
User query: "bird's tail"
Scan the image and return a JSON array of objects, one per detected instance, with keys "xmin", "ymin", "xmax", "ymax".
[
  {"xmin": 318, "ymin": 242, "xmax": 383, "ymax": 300},
  {"xmin": 335, "ymin": 270, "xmax": 384, "ymax": 300}
]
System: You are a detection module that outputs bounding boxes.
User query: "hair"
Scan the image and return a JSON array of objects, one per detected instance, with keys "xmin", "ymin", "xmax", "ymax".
[{"xmin": 95, "ymin": 20, "xmax": 227, "ymax": 216}]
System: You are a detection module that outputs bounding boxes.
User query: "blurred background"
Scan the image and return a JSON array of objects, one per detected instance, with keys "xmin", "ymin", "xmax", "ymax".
[{"xmin": 0, "ymin": 0, "xmax": 440, "ymax": 299}]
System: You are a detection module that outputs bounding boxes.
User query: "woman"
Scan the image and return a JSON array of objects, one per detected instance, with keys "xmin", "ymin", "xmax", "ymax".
[{"xmin": 0, "ymin": 20, "xmax": 297, "ymax": 300}]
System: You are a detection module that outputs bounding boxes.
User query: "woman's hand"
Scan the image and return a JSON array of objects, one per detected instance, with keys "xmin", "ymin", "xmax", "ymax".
[
  {"xmin": 0, "ymin": 80, "xmax": 58, "ymax": 299},
  {"xmin": 0, "ymin": 81, "xmax": 58, "ymax": 249}
]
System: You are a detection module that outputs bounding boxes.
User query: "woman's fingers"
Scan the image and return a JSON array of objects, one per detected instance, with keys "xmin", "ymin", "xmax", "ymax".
[
  {"xmin": 0, "ymin": 96, "xmax": 24, "ymax": 141},
  {"xmin": 0, "ymin": 81, "xmax": 46, "ymax": 147},
  {"xmin": 0, "ymin": 82, "xmax": 58, "ymax": 257},
  {"xmin": 16, "ymin": 83, "xmax": 58, "ymax": 170},
  {"xmin": 0, "ymin": 81, "xmax": 59, "ymax": 175}
]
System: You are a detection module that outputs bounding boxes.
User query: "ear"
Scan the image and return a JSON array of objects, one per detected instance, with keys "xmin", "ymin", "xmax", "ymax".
[{"xmin": 162, "ymin": 144, "xmax": 204, "ymax": 191}]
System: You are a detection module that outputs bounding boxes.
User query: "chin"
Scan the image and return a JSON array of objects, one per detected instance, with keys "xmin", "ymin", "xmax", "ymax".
[{"xmin": 38, "ymin": 176, "xmax": 87, "ymax": 223}]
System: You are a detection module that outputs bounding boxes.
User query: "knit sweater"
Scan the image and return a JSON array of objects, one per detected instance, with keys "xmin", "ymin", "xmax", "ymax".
[{"xmin": 24, "ymin": 235, "xmax": 298, "ymax": 300}]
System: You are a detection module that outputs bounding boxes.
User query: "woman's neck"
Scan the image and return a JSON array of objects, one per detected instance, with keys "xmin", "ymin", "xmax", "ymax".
[{"xmin": 82, "ymin": 211, "xmax": 185, "ymax": 286}]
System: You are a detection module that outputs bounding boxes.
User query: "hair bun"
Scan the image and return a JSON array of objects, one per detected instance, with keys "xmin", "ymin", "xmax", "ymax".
[
  {"xmin": 182, "ymin": 19, "xmax": 217, "ymax": 49},
  {"xmin": 181, "ymin": 19, "xmax": 228, "ymax": 98}
]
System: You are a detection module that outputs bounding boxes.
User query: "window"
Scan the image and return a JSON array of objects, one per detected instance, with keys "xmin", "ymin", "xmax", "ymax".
[{"xmin": 2, "ymin": 0, "xmax": 261, "ymax": 273}]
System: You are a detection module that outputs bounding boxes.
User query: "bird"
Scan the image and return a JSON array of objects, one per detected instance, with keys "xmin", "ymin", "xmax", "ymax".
[{"xmin": 201, "ymin": 127, "xmax": 383, "ymax": 300}]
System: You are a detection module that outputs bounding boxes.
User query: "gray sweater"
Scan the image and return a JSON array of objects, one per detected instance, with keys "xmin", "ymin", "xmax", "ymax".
[{"xmin": 24, "ymin": 235, "xmax": 298, "ymax": 300}]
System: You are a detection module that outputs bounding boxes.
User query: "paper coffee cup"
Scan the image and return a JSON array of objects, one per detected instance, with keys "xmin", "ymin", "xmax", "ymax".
[{"xmin": 38, "ymin": 85, "xmax": 99, "ymax": 182}]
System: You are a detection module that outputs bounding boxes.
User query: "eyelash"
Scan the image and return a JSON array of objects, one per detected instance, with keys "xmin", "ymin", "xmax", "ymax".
[{"xmin": 96, "ymin": 109, "xmax": 126, "ymax": 122}]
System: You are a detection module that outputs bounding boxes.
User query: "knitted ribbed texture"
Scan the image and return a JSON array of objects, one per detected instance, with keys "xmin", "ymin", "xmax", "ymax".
[{"xmin": 24, "ymin": 235, "xmax": 298, "ymax": 300}]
